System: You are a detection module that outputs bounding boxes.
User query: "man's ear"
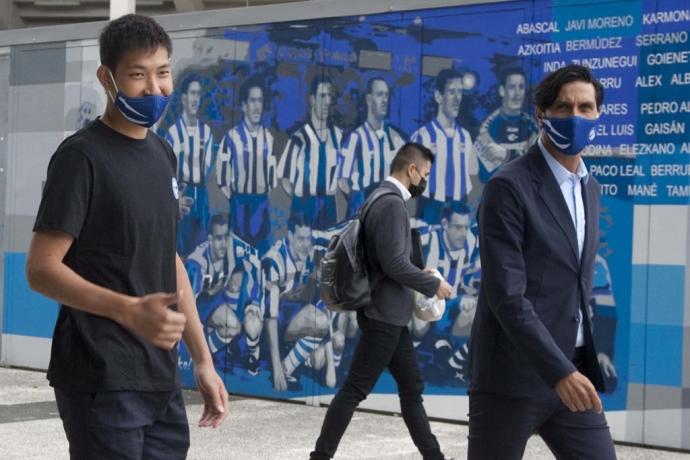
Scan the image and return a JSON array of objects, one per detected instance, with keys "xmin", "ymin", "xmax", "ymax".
[
  {"xmin": 499, "ymin": 85, "xmax": 505, "ymax": 99},
  {"xmin": 97, "ymin": 65, "xmax": 115, "ymax": 99},
  {"xmin": 407, "ymin": 162, "xmax": 416, "ymax": 177},
  {"xmin": 534, "ymin": 107, "xmax": 544, "ymax": 124},
  {"xmin": 433, "ymin": 89, "xmax": 443, "ymax": 106}
]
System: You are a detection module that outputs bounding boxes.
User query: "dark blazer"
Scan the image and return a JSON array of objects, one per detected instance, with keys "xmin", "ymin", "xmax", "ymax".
[
  {"xmin": 467, "ymin": 144, "xmax": 605, "ymax": 400},
  {"xmin": 362, "ymin": 180, "xmax": 440, "ymax": 326}
]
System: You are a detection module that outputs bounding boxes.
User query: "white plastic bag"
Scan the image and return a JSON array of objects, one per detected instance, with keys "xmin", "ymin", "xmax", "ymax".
[{"xmin": 414, "ymin": 269, "xmax": 446, "ymax": 322}]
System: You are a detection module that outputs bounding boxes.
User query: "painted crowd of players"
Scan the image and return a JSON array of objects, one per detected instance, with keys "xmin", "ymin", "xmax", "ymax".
[{"xmin": 161, "ymin": 65, "xmax": 616, "ymax": 392}]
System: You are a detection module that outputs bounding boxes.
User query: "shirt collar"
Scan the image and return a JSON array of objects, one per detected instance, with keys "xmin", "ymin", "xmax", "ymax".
[
  {"xmin": 538, "ymin": 137, "xmax": 589, "ymax": 185},
  {"xmin": 385, "ymin": 176, "xmax": 412, "ymax": 201}
]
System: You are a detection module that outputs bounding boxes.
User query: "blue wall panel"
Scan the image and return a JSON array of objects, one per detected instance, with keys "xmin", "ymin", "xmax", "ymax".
[{"xmin": 3, "ymin": 252, "xmax": 58, "ymax": 338}]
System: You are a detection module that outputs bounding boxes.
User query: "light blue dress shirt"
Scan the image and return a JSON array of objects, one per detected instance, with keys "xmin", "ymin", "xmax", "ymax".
[{"xmin": 538, "ymin": 137, "xmax": 589, "ymax": 347}]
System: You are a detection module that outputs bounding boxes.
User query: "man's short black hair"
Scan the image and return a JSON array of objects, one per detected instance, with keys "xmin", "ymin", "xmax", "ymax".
[
  {"xmin": 210, "ymin": 213, "xmax": 229, "ymax": 230},
  {"xmin": 288, "ymin": 213, "xmax": 312, "ymax": 232},
  {"xmin": 533, "ymin": 64, "xmax": 604, "ymax": 112},
  {"xmin": 240, "ymin": 77, "xmax": 265, "ymax": 104},
  {"xmin": 442, "ymin": 201, "xmax": 471, "ymax": 220},
  {"xmin": 99, "ymin": 14, "xmax": 172, "ymax": 72},
  {"xmin": 435, "ymin": 68, "xmax": 464, "ymax": 94},
  {"xmin": 179, "ymin": 73, "xmax": 201, "ymax": 94},
  {"xmin": 366, "ymin": 77, "xmax": 388, "ymax": 95},
  {"xmin": 498, "ymin": 67, "xmax": 526, "ymax": 87},
  {"xmin": 390, "ymin": 142, "xmax": 434, "ymax": 174},
  {"xmin": 309, "ymin": 74, "xmax": 333, "ymax": 98}
]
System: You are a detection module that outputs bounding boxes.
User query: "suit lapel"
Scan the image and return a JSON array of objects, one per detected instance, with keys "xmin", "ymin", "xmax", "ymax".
[{"xmin": 528, "ymin": 147, "xmax": 579, "ymax": 264}]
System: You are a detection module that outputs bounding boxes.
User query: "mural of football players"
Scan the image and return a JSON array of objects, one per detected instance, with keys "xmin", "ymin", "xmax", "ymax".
[
  {"xmin": 329, "ymin": 309, "xmax": 359, "ymax": 381},
  {"xmin": 165, "ymin": 74, "xmax": 215, "ymax": 255},
  {"xmin": 474, "ymin": 67, "xmax": 539, "ymax": 182},
  {"xmin": 262, "ymin": 213, "xmax": 335, "ymax": 391},
  {"xmin": 338, "ymin": 77, "xmax": 406, "ymax": 212},
  {"xmin": 217, "ymin": 76, "xmax": 276, "ymax": 253},
  {"xmin": 185, "ymin": 213, "xmax": 263, "ymax": 375},
  {"xmin": 591, "ymin": 253, "xmax": 618, "ymax": 392},
  {"xmin": 412, "ymin": 68, "xmax": 479, "ymax": 223},
  {"xmin": 277, "ymin": 74, "xmax": 343, "ymax": 229},
  {"xmin": 76, "ymin": 100, "xmax": 95, "ymax": 130},
  {"xmin": 413, "ymin": 201, "xmax": 480, "ymax": 385}
]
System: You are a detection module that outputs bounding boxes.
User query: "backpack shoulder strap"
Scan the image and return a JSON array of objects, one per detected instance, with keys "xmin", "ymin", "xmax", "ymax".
[{"xmin": 358, "ymin": 186, "xmax": 399, "ymax": 224}]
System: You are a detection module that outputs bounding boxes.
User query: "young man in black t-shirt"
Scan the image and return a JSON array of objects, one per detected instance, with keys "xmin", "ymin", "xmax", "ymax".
[{"xmin": 26, "ymin": 14, "xmax": 228, "ymax": 459}]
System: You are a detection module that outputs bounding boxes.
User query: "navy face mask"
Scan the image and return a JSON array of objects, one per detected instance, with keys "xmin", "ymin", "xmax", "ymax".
[
  {"xmin": 541, "ymin": 115, "xmax": 598, "ymax": 156},
  {"xmin": 107, "ymin": 69, "xmax": 171, "ymax": 128}
]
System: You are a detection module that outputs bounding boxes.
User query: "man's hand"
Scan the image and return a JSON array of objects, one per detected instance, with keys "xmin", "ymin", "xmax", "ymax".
[
  {"xmin": 195, "ymin": 363, "xmax": 229, "ymax": 428},
  {"xmin": 555, "ymin": 371, "xmax": 602, "ymax": 413},
  {"xmin": 120, "ymin": 291, "xmax": 187, "ymax": 350},
  {"xmin": 598, "ymin": 352, "xmax": 617, "ymax": 379},
  {"xmin": 424, "ymin": 268, "xmax": 453, "ymax": 299},
  {"xmin": 453, "ymin": 295, "xmax": 477, "ymax": 334},
  {"xmin": 484, "ymin": 143, "xmax": 508, "ymax": 163},
  {"xmin": 436, "ymin": 280, "xmax": 453, "ymax": 299}
]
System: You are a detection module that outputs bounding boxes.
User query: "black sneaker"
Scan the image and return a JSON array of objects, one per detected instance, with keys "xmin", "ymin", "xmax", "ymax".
[{"xmin": 248, "ymin": 356, "xmax": 260, "ymax": 376}]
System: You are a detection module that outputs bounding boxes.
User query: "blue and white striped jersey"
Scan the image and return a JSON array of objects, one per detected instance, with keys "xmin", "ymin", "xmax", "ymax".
[
  {"xmin": 262, "ymin": 239, "xmax": 316, "ymax": 295},
  {"xmin": 277, "ymin": 122, "xmax": 343, "ymax": 197},
  {"xmin": 185, "ymin": 234, "xmax": 262, "ymax": 304},
  {"xmin": 339, "ymin": 122, "xmax": 406, "ymax": 191},
  {"xmin": 262, "ymin": 238, "xmax": 321, "ymax": 318},
  {"xmin": 411, "ymin": 118, "xmax": 477, "ymax": 202},
  {"xmin": 422, "ymin": 229, "xmax": 480, "ymax": 296},
  {"xmin": 217, "ymin": 122, "xmax": 276, "ymax": 196},
  {"xmin": 165, "ymin": 118, "xmax": 214, "ymax": 186}
]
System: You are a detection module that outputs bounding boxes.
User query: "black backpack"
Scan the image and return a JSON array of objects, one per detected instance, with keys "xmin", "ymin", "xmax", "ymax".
[{"xmin": 319, "ymin": 188, "xmax": 397, "ymax": 312}]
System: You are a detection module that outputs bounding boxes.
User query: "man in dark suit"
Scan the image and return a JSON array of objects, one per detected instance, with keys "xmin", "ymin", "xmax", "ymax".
[
  {"xmin": 466, "ymin": 65, "xmax": 617, "ymax": 459},
  {"xmin": 310, "ymin": 143, "xmax": 454, "ymax": 460}
]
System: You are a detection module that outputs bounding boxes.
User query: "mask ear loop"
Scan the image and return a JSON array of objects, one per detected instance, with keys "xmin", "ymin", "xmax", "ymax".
[
  {"xmin": 105, "ymin": 68, "xmax": 119, "ymax": 104},
  {"xmin": 412, "ymin": 166, "xmax": 419, "ymax": 187}
]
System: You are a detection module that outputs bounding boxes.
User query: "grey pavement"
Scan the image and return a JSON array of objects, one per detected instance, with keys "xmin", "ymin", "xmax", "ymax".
[{"xmin": 1, "ymin": 367, "xmax": 688, "ymax": 460}]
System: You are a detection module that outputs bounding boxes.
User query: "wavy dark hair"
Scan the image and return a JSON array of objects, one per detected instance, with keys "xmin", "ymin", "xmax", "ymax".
[{"xmin": 533, "ymin": 64, "xmax": 604, "ymax": 111}]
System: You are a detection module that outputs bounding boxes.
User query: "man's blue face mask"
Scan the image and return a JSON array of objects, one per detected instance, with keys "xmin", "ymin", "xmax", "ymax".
[
  {"xmin": 107, "ymin": 69, "xmax": 171, "ymax": 128},
  {"xmin": 541, "ymin": 115, "xmax": 598, "ymax": 156}
]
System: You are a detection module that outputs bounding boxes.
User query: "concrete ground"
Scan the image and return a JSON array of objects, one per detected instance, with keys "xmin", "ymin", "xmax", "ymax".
[{"xmin": 1, "ymin": 367, "xmax": 688, "ymax": 460}]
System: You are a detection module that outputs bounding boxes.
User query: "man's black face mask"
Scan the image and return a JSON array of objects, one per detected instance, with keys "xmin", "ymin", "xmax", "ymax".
[{"xmin": 408, "ymin": 165, "xmax": 427, "ymax": 198}]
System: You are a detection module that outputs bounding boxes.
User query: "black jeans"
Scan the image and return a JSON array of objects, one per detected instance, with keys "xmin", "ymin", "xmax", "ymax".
[{"xmin": 310, "ymin": 312, "xmax": 444, "ymax": 460}]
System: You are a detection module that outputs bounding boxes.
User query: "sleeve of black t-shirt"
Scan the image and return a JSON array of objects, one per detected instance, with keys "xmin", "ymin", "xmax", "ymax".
[
  {"xmin": 154, "ymin": 132, "xmax": 181, "ymax": 223},
  {"xmin": 33, "ymin": 147, "xmax": 93, "ymax": 239}
]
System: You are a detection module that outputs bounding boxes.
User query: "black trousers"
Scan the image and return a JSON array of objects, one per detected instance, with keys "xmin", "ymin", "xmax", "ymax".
[
  {"xmin": 55, "ymin": 387, "xmax": 190, "ymax": 460},
  {"xmin": 468, "ymin": 349, "xmax": 617, "ymax": 460},
  {"xmin": 310, "ymin": 312, "xmax": 444, "ymax": 460}
]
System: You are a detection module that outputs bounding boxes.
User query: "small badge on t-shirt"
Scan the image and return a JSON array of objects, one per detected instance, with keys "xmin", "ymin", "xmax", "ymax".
[{"xmin": 172, "ymin": 177, "xmax": 179, "ymax": 199}]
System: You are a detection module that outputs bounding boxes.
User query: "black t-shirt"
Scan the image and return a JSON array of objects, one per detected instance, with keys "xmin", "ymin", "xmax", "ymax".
[{"xmin": 34, "ymin": 119, "xmax": 180, "ymax": 392}]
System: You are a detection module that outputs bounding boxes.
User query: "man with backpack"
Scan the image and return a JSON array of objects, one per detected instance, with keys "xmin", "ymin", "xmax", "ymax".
[{"xmin": 310, "ymin": 142, "xmax": 454, "ymax": 460}]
